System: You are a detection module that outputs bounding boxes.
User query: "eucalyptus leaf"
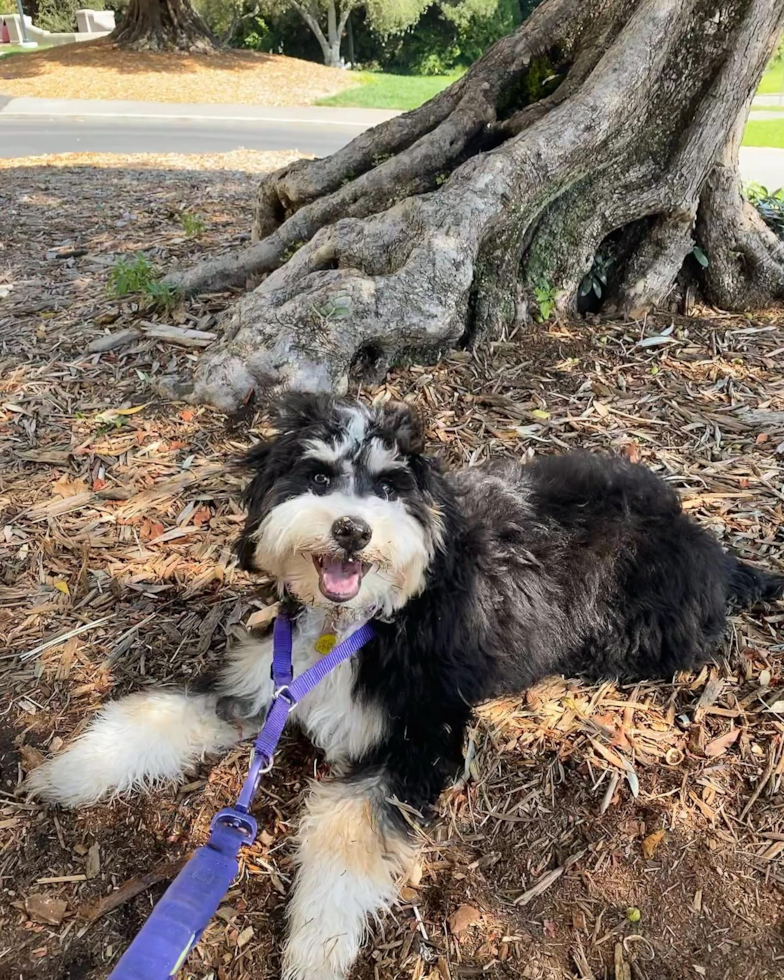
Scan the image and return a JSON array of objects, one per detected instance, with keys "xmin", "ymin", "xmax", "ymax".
[{"xmin": 692, "ymin": 246, "xmax": 709, "ymax": 268}]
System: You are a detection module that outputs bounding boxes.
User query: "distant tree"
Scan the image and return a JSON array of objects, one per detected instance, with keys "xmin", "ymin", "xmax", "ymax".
[
  {"xmin": 111, "ymin": 0, "xmax": 219, "ymax": 51},
  {"xmin": 261, "ymin": 0, "xmax": 507, "ymax": 67}
]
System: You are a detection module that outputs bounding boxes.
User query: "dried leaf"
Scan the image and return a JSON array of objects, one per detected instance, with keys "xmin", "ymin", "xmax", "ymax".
[
  {"xmin": 641, "ymin": 829, "xmax": 665, "ymax": 859},
  {"xmin": 704, "ymin": 728, "xmax": 740, "ymax": 757},
  {"xmin": 19, "ymin": 744, "xmax": 45, "ymax": 771},
  {"xmin": 51, "ymin": 475, "xmax": 88, "ymax": 499},
  {"xmin": 448, "ymin": 905, "xmax": 482, "ymax": 935}
]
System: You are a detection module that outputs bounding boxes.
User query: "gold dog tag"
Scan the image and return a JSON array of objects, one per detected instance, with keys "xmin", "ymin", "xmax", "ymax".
[{"xmin": 314, "ymin": 633, "xmax": 337, "ymax": 656}]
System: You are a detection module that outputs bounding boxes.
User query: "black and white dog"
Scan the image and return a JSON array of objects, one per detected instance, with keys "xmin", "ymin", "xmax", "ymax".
[{"xmin": 28, "ymin": 395, "xmax": 783, "ymax": 980}]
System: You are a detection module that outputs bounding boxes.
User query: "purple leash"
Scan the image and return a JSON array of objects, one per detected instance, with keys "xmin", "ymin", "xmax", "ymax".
[{"xmin": 110, "ymin": 612, "xmax": 375, "ymax": 980}]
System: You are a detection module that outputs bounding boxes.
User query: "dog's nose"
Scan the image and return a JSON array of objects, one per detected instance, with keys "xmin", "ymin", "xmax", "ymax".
[{"xmin": 331, "ymin": 516, "xmax": 372, "ymax": 553}]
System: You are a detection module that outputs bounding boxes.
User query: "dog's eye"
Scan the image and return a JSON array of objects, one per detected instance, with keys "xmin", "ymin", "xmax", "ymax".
[
  {"xmin": 311, "ymin": 472, "xmax": 331, "ymax": 491},
  {"xmin": 375, "ymin": 480, "xmax": 396, "ymax": 500}
]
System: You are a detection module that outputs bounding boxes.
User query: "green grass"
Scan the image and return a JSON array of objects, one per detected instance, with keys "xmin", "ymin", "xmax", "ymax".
[
  {"xmin": 325, "ymin": 61, "xmax": 780, "ymax": 114},
  {"xmin": 758, "ymin": 60, "xmax": 784, "ymax": 95},
  {"xmin": 743, "ymin": 118, "xmax": 784, "ymax": 148},
  {"xmin": 0, "ymin": 42, "xmax": 51, "ymax": 58},
  {"xmin": 317, "ymin": 71, "xmax": 461, "ymax": 111}
]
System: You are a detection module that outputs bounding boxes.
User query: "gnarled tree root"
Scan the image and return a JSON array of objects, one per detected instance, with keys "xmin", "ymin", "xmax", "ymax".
[{"xmin": 167, "ymin": 0, "xmax": 784, "ymax": 412}]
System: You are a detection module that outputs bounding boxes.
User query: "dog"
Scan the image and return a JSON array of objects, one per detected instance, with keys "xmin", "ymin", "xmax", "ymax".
[{"xmin": 27, "ymin": 394, "xmax": 783, "ymax": 980}]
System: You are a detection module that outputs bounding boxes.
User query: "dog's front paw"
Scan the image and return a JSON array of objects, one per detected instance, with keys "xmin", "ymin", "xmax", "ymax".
[
  {"xmin": 282, "ymin": 921, "xmax": 359, "ymax": 980},
  {"xmin": 24, "ymin": 751, "xmax": 107, "ymax": 808}
]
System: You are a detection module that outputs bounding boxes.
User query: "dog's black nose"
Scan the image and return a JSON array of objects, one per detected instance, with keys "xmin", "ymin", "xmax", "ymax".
[{"xmin": 331, "ymin": 516, "xmax": 372, "ymax": 553}]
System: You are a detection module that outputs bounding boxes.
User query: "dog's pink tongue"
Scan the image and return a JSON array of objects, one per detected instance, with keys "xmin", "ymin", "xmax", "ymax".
[{"xmin": 321, "ymin": 558, "xmax": 362, "ymax": 599}]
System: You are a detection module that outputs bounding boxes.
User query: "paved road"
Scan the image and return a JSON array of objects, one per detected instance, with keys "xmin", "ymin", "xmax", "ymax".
[
  {"xmin": 0, "ymin": 97, "xmax": 399, "ymax": 158},
  {"xmin": 1, "ymin": 97, "xmax": 783, "ymax": 189},
  {"xmin": 2, "ymin": 116, "xmax": 368, "ymax": 158}
]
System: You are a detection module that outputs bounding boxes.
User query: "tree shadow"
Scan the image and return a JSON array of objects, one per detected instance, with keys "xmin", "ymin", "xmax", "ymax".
[
  {"xmin": 0, "ymin": 35, "xmax": 354, "ymax": 110},
  {"xmin": 0, "ymin": 37, "xmax": 286, "ymax": 79}
]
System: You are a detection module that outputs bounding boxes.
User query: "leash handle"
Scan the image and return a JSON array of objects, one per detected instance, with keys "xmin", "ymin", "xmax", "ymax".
[{"xmin": 110, "ymin": 808, "xmax": 257, "ymax": 980}]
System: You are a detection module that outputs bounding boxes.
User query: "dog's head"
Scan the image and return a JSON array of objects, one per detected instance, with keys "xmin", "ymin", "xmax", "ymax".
[{"xmin": 237, "ymin": 394, "xmax": 444, "ymax": 616}]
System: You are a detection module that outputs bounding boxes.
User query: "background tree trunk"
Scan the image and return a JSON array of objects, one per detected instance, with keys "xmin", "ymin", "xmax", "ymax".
[
  {"xmin": 291, "ymin": 1, "xmax": 348, "ymax": 66},
  {"xmin": 111, "ymin": 0, "xmax": 220, "ymax": 52},
  {"xmin": 164, "ymin": 0, "xmax": 784, "ymax": 412}
]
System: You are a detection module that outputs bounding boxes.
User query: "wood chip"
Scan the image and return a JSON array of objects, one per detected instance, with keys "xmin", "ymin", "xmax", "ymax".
[{"xmin": 25, "ymin": 893, "xmax": 68, "ymax": 925}]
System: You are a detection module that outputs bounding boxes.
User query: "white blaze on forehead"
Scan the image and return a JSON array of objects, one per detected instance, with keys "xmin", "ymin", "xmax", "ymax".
[
  {"xmin": 337, "ymin": 404, "xmax": 369, "ymax": 446},
  {"xmin": 301, "ymin": 405, "xmax": 372, "ymax": 467},
  {"xmin": 365, "ymin": 437, "xmax": 406, "ymax": 474}
]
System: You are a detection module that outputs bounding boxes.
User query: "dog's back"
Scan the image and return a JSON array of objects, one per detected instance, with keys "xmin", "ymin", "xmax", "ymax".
[{"xmin": 448, "ymin": 451, "xmax": 782, "ymax": 687}]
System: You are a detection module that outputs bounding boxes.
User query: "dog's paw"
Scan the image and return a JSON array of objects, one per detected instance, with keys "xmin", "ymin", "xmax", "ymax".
[
  {"xmin": 23, "ymin": 753, "xmax": 108, "ymax": 808},
  {"xmin": 282, "ymin": 925, "xmax": 358, "ymax": 980}
]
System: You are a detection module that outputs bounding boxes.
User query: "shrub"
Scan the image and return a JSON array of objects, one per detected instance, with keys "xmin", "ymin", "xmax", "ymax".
[
  {"xmin": 108, "ymin": 252, "xmax": 179, "ymax": 309},
  {"xmin": 744, "ymin": 183, "xmax": 784, "ymax": 239},
  {"xmin": 35, "ymin": 0, "xmax": 80, "ymax": 32}
]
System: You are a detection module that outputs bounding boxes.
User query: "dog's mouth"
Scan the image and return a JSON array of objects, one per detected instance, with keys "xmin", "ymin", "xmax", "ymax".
[{"xmin": 312, "ymin": 554, "xmax": 369, "ymax": 602}]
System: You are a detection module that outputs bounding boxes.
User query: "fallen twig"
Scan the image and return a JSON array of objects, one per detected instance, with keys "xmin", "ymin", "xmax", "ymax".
[{"xmin": 76, "ymin": 856, "xmax": 189, "ymax": 924}]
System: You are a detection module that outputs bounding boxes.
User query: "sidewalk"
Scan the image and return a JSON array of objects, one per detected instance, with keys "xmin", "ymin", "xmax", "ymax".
[
  {"xmin": 0, "ymin": 95, "xmax": 402, "ymax": 127},
  {"xmin": 753, "ymin": 94, "xmax": 784, "ymax": 107}
]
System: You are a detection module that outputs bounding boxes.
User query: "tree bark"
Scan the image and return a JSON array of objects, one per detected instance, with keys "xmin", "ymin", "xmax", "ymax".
[
  {"xmin": 163, "ymin": 0, "xmax": 784, "ymax": 412},
  {"xmin": 111, "ymin": 0, "xmax": 219, "ymax": 52},
  {"xmin": 290, "ymin": 0, "xmax": 350, "ymax": 66}
]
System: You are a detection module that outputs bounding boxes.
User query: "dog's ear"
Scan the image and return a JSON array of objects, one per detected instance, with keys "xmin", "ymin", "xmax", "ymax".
[
  {"xmin": 274, "ymin": 391, "xmax": 334, "ymax": 435},
  {"xmin": 379, "ymin": 401, "xmax": 425, "ymax": 456},
  {"xmin": 237, "ymin": 441, "xmax": 277, "ymax": 571}
]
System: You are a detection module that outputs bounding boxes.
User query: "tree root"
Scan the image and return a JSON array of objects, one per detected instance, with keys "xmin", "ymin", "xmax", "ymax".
[
  {"xmin": 168, "ymin": 0, "xmax": 784, "ymax": 411},
  {"xmin": 614, "ymin": 209, "xmax": 697, "ymax": 318},
  {"xmin": 164, "ymin": 0, "xmax": 587, "ymax": 297},
  {"xmin": 698, "ymin": 164, "xmax": 784, "ymax": 311}
]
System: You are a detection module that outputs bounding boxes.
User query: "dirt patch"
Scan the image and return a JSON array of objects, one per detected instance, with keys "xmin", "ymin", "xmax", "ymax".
[
  {"xmin": 1, "ymin": 152, "xmax": 784, "ymax": 980},
  {"xmin": 0, "ymin": 40, "xmax": 355, "ymax": 105}
]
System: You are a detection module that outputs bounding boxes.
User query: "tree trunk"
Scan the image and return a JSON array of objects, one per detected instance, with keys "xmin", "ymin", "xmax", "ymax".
[
  {"xmin": 164, "ymin": 0, "xmax": 784, "ymax": 413},
  {"xmin": 346, "ymin": 11, "xmax": 355, "ymax": 67},
  {"xmin": 290, "ymin": 1, "xmax": 344, "ymax": 66},
  {"xmin": 325, "ymin": 0, "xmax": 340, "ymax": 66},
  {"xmin": 111, "ymin": 0, "xmax": 220, "ymax": 51}
]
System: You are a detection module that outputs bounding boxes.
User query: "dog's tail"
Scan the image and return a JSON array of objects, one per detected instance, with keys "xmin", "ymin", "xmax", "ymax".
[
  {"xmin": 728, "ymin": 559, "xmax": 784, "ymax": 609},
  {"xmin": 24, "ymin": 689, "xmax": 240, "ymax": 808}
]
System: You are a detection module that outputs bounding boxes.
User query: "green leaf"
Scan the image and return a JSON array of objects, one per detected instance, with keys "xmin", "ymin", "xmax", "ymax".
[
  {"xmin": 592, "ymin": 280, "xmax": 602, "ymax": 299},
  {"xmin": 692, "ymin": 246, "xmax": 709, "ymax": 268},
  {"xmin": 579, "ymin": 276, "xmax": 593, "ymax": 297}
]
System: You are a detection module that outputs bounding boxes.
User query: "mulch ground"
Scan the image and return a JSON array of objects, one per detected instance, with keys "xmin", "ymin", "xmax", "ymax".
[
  {"xmin": 0, "ymin": 40, "xmax": 354, "ymax": 105},
  {"xmin": 1, "ymin": 150, "xmax": 784, "ymax": 980}
]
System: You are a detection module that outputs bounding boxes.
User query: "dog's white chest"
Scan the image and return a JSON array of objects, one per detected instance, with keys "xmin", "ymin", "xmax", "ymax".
[{"xmin": 290, "ymin": 612, "xmax": 386, "ymax": 761}]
